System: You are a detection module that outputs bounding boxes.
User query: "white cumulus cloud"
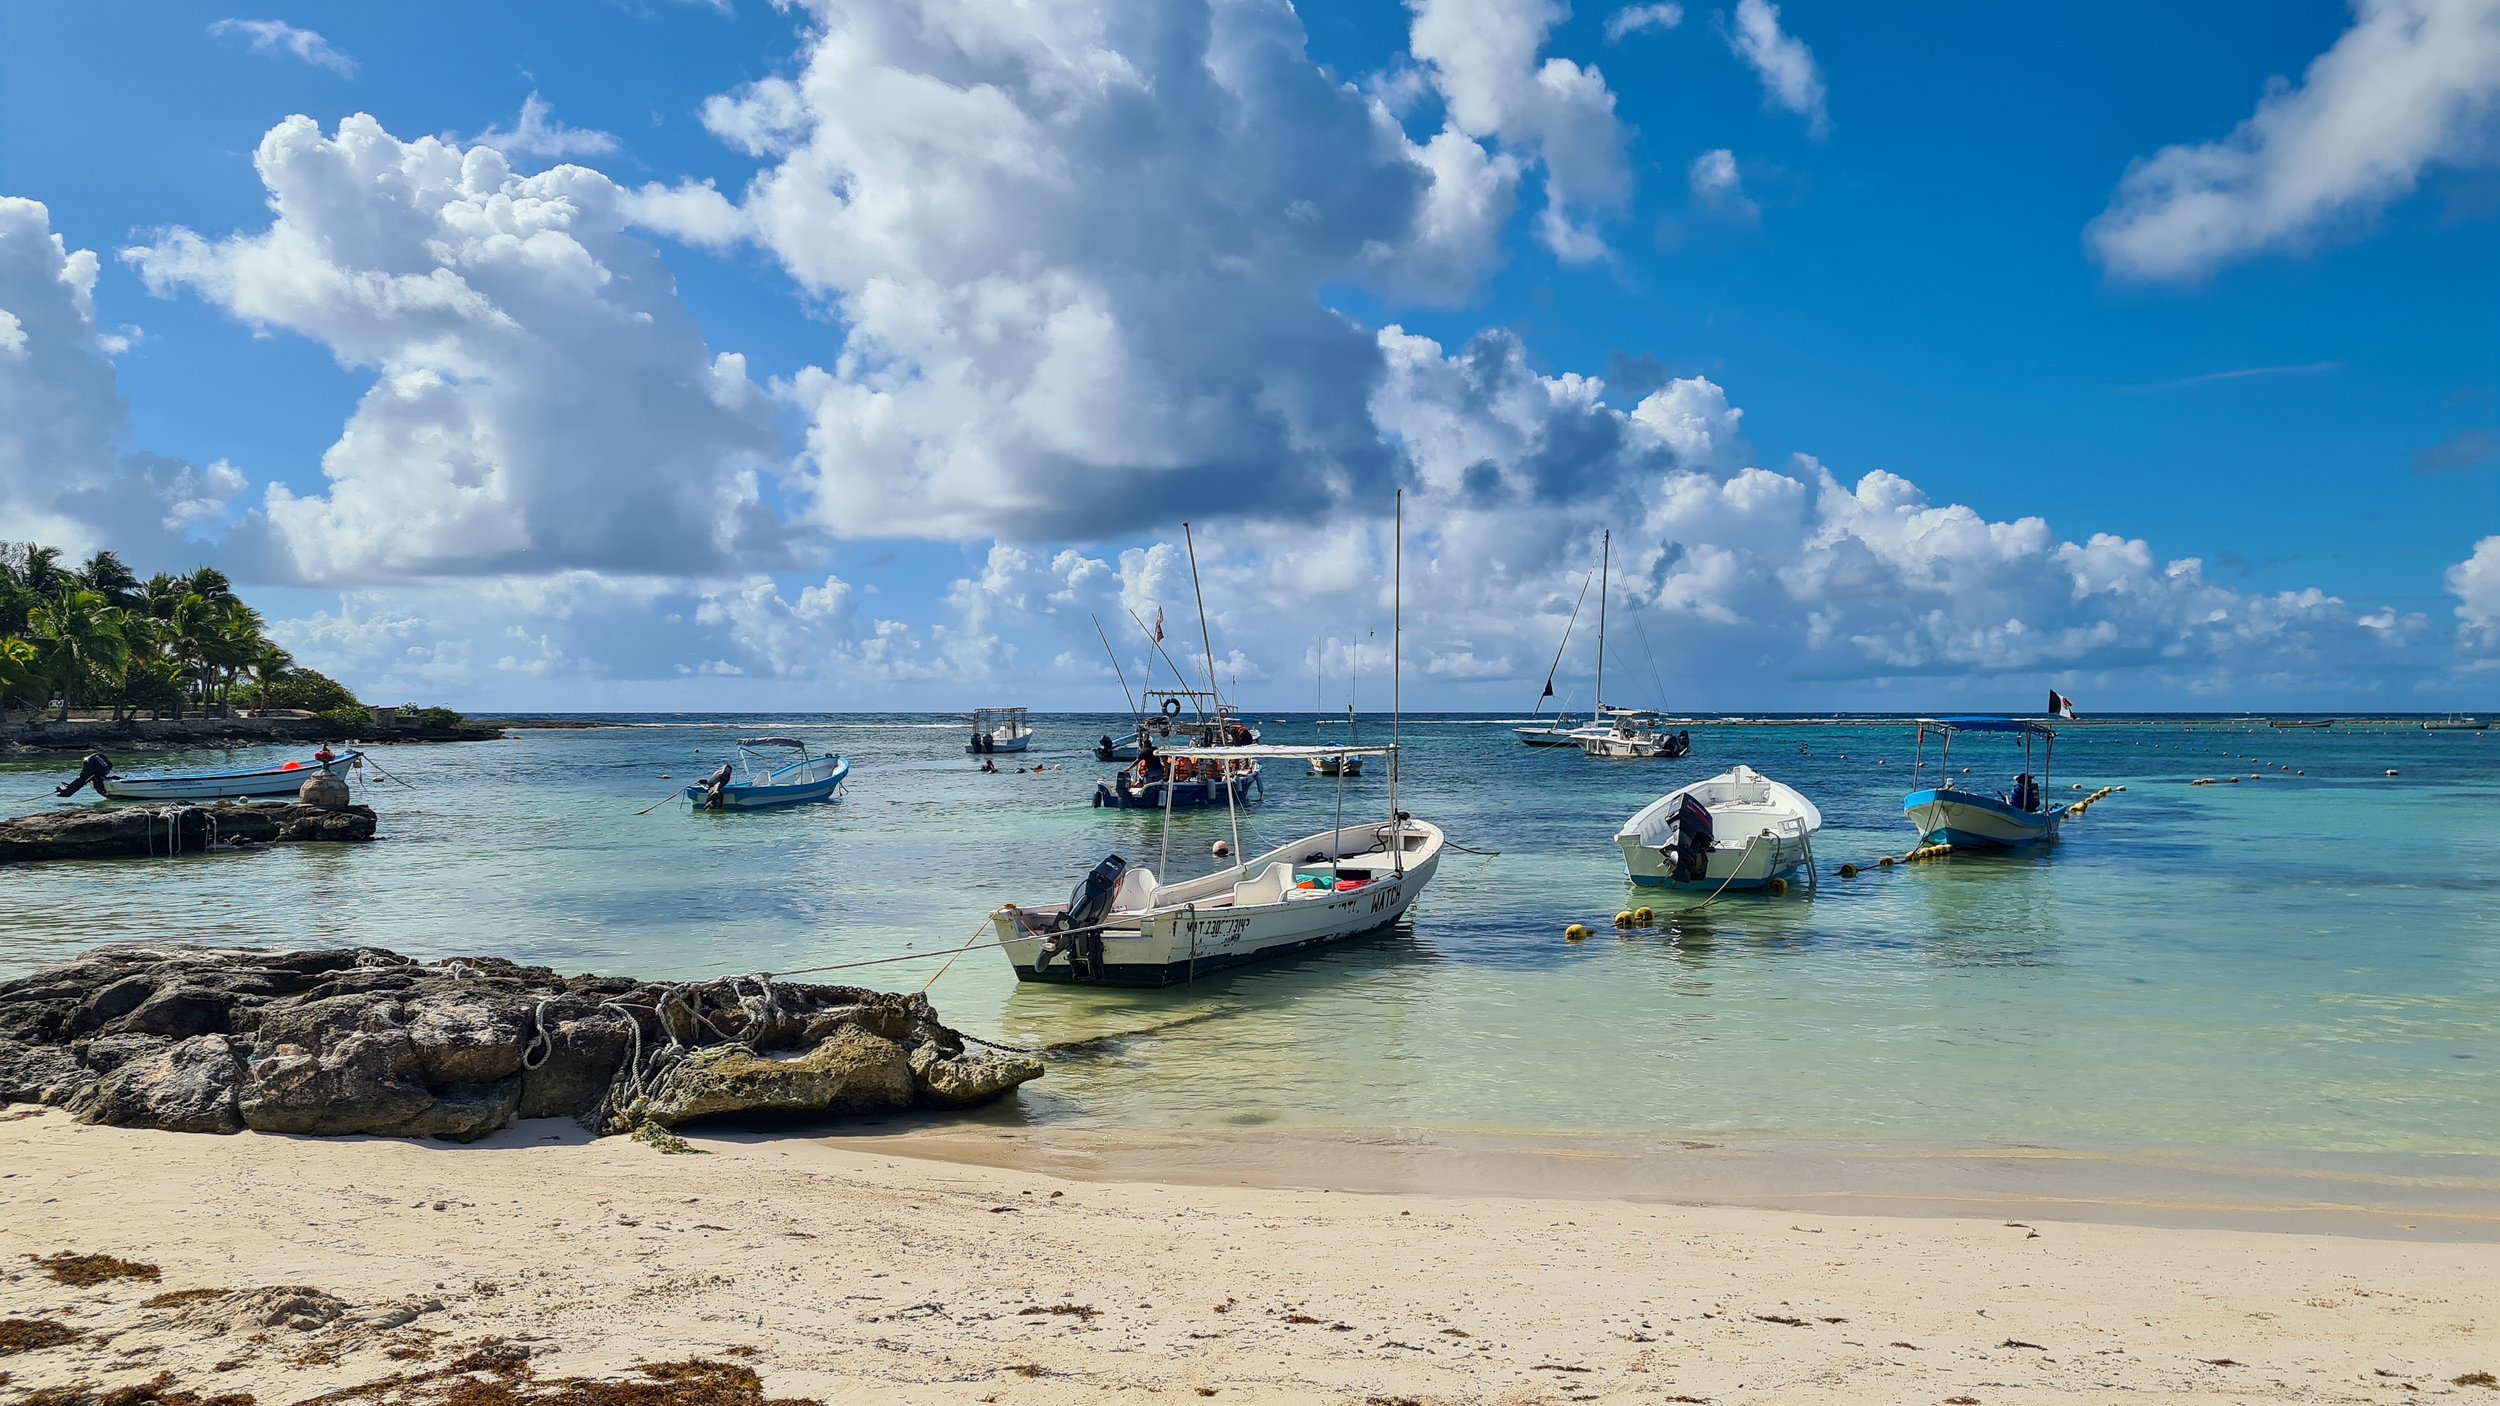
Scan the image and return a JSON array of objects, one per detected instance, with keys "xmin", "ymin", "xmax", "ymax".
[
  {"xmin": 2089, "ymin": 0, "xmax": 2500, "ymax": 282},
  {"xmin": 123, "ymin": 114, "xmax": 782, "ymax": 583},
  {"xmin": 2450, "ymin": 535, "xmax": 2500, "ymax": 659},
  {"xmin": 1606, "ymin": 4, "xmax": 1685, "ymax": 42}
]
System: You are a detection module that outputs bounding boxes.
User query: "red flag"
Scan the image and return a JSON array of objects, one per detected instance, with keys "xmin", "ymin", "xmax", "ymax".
[
  {"xmin": 1153, "ymin": 609, "xmax": 1164, "ymax": 643},
  {"xmin": 2048, "ymin": 689, "xmax": 2078, "ymax": 720}
]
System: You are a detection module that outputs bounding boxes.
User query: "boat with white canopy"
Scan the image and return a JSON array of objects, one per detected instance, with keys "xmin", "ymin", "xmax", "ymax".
[
  {"xmin": 966, "ymin": 707, "xmax": 1032, "ymax": 754},
  {"xmin": 1903, "ymin": 717, "xmax": 2063, "ymax": 848},
  {"xmin": 98, "ymin": 750, "xmax": 362, "ymax": 801},
  {"xmin": 1616, "ymin": 764, "xmax": 1820, "ymax": 892},
  {"xmin": 997, "ymin": 494, "xmax": 1445, "ymax": 986},
  {"xmin": 685, "ymin": 738, "xmax": 849, "ymax": 811}
]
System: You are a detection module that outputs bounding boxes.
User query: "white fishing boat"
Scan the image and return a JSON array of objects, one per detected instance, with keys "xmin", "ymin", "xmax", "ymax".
[
  {"xmin": 2422, "ymin": 714, "xmax": 2488, "ymax": 732},
  {"xmin": 1903, "ymin": 716, "xmax": 2064, "ymax": 848},
  {"xmin": 998, "ymin": 745, "xmax": 1442, "ymax": 985},
  {"xmin": 686, "ymin": 738, "xmax": 848, "ymax": 811},
  {"xmin": 1616, "ymin": 764, "xmax": 1820, "ymax": 892},
  {"xmin": 1578, "ymin": 707, "xmax": 1691, "ymax": 760},
  {"xmin": 967, "ymin": 706, "xmax": 1032, "ymax": 754},
  {"xmin": 996, "ymin": 495, "xmax": 1444, "ymax": 987},
  {"xmin": 98, "ymin": 750, "xmax": 362, "ymax": 801}
]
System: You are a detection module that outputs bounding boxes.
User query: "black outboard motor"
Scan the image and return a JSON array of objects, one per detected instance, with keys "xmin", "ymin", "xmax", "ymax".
[
  {"xmin": 1662, "ymin": 793, "xmax": 1715, "ymax": 883},
  {"xmin": 700, "ymin": 762, "xmax": 734, "ymax": 810},
  {"xmin": 1040, "ymin": 854, "xmax": 1127, "ymax": 980},
  {"xmin": 56, "ymin": 751, "xmax": 112, "ymax": 798}
]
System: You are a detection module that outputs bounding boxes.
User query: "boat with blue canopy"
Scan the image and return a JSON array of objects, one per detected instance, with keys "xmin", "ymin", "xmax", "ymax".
[
  {"xmin": 1903, "ymin": 716, "xmax": 2064, "ymax": 848},
  {"xmin": 686, "ymin": 738, "xmax": 848, "ymax": 811}
]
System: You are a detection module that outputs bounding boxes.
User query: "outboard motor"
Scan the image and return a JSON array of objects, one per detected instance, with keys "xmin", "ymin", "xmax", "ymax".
[
  {"xmin": 1040, "ymin": 854, "xmax": 1128, "ymax": 980},
  {"xmin": 700, "ymin": 762, "xmax": 734, "ymax": 810},
  {"xmin": 1661, "ymin": 793, "xmax": 1715, "ymax": 883},
  {"xmin": 56, "ymin": 750, "xmax": 113, "ymax": 798}
]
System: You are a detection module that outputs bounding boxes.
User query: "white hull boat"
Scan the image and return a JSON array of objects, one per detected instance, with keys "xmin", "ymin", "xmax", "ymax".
[
  {"xmin": 1514, "ymin": 721, "xmax": 1581, "ymax": 748},
  {"xmin": 994, "ymin": 809, "xmax": 1444, "ymax": 986},
  {"xmin": 99, "ymin": 751, "xmax": 361, "ymax": 801},
  {"xmin": 1616, "ymin": 764, "xmax": 1820, "ymax": 891},
  {"xmin": 968, "ymin": 706, "xmax": 1033, "ymax": 754}
]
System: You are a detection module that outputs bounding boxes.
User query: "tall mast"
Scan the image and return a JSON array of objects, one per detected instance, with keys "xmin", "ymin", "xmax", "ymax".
[
  {"xmin": 1182, "ymin": 522, "xmax": 1244, "ymax": 868},
  {"xmin": 1389, "ymin": 489, "xmax": 1403, "ymax": 865},
  {"xmin": 1595, "ymin": 530, "xmax": 1609, "ymax": 719}
]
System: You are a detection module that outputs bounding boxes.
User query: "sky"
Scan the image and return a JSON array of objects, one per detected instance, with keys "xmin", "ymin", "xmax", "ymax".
[{"xmin": 1, "ymin": 0, "xmax": 2496, "ymax": 714}]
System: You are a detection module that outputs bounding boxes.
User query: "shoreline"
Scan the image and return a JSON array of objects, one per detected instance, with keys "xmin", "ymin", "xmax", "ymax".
[
  {"xmin": 5, "ymin": 1108, "xmax": 2495, "ymax": 1404},
  {"xmin": 838, "ymin": 1118, "xmax": 2500, "ymax": 1242}
]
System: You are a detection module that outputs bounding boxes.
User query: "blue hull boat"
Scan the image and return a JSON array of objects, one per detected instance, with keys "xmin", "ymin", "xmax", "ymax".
[
  {"xmin": 1903, "ymin": 715, "xmax": 2065, "ymax": 849},
  {"xmin": 687, "ymin": 739, "xmax": 848, "ymax": 811},
  {"xmin": 1092, "ymin": 768, "xmax": 1262, "ymax": 809}
]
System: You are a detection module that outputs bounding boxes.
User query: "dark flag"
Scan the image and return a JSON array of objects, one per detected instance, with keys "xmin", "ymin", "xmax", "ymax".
[{"xmin": 2048, "ymin": 689, "xmax": 2078, "ymax": 720}]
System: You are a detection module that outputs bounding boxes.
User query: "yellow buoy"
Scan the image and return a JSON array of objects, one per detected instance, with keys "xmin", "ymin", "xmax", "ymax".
[
  {"xmin": 1614, "ymin": 910, "xmax": 1635, "ymax": 929},
  {"xmin": 1631, "ymin": 906, "xmax": 1654, "ymax": 925},
  {"xmin": 1838, "ymin": 863, "xmax": 1859, "ymax": 878},
  {"xmin": 1878, "ymin": 855, "xmax": 1896, "ymax": 867},
  {"xmin": 1767, "ymin": 878, "xmax": 1789, "ymax": 896},
  {"xmin": 1564, "ymin": 924, "xmax": 1590, "ymax": 941}
]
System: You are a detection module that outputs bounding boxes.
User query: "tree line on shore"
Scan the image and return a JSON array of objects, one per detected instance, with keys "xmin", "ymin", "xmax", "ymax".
[{"xmin": 0, "ymin": 542, "xmax": 460, "ymax": 731}]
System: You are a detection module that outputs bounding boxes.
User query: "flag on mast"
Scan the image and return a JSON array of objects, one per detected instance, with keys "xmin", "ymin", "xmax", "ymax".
[
  {"xmin": 2048, "ymin": 689, "xmax": 2078, "ymax": 720},
  {"xmin": 1153, "ymin": 608, "xmax": 1165, "ymax": 643}
]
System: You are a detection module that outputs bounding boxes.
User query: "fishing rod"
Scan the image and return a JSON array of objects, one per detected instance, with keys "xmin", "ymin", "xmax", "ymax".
[
  {"xmin": 1090, "ymin": 613, "xmax": 1141, "ymax": 720},
  {"xmin": 1123, "ymin": 607, "xmax": 1200, "ymax": 712}
]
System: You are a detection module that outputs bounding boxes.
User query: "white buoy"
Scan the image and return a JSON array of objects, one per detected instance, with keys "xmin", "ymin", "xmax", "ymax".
[{"xmin": 1212, "ymin": 840, "xmax": 1231, "ymax": 857}]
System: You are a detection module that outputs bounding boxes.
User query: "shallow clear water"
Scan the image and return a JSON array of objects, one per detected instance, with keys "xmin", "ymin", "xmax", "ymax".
[{"xmin": 5, "ymin": 715, "xmax": 2495, "ymax": 1166}]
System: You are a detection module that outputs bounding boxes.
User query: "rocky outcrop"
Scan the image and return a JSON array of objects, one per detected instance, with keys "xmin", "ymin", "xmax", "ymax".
[
  {"xmin": 0, "ymin": 945, "xmax": 1041, "ymax": 1142},
  {"xmin": 0, "ymin": 800, "xmax": 377, "ymax": 862}
]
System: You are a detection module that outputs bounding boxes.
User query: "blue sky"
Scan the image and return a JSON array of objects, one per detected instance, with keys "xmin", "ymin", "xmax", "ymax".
[{"xmin": 2, "ymin": 0, "xmax": 2495, "ymax": 711}]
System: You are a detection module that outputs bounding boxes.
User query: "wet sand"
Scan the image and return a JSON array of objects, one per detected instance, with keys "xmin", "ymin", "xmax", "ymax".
[{"xmin": 4, "ymin": 1109, "xmax": 2494, "ymax": 1404}]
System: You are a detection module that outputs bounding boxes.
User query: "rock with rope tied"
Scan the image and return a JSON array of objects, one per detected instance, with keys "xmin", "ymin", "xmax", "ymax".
[
  {"xmin": 0, "ymin": 944, "xmax": 1040, "ymax": 1142},
  {"xmin": 0, "ymin": 799, "xmax": 376, "ymax": 863}
]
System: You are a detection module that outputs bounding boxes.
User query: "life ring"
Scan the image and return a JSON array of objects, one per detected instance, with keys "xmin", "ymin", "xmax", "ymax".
[{"xmin": 1162, "ymin": 697, "xmax": 1183, "ymax": 718}]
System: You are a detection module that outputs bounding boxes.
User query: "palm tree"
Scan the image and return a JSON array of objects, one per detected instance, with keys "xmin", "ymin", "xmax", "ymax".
[
  {"xmin": 78, "ymin": 551, "xmax": 144, "ymax": 610},
  {"xmin": 139, "ymin": 573, "xmax": 186, "ymax": 621},
  {"xmin": 0, "ymin": 636, "xmax": 41, "ymax": 723},
  {"xmin": 26, "ymin": 589, "xmax": 128, "ymax": 721},
  {"xmin": 183, "ymin": 566, "xmax": 235, "ymax": 607}
]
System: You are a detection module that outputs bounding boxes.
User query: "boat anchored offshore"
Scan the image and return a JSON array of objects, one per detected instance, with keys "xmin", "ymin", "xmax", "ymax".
[
  {"xmin": 686, "ymin": 738, "xmax": 848, "ymax": 811},
  {"xmin": 1001, "ymin": 745, "xmax": 1441, "ymax": 985},
  {"xmin": 98, "ymin": 750, "xmax": 362, "ymax": 801},
  {"xmin": 967, "ymin": 707, "xmax": 1032, "ymax": 754},
  {"xmin": 1616, "ymin": 764, "xmax": 1820, "ymax": 892},
  {"xmin": 1003, "ymin": 494, "xmax": 1443, "ymax": 986},
  {"xmin": 1903, "ymin": 716, "xmax": 2064, "ymax": 848},
  {"xmin": 1579, "ymin": 708, "xmax": 1690, "ymax": 760},
  {"xmin": 2423, "ymin": 714, "xmax": 2489, "ymax": 731}
]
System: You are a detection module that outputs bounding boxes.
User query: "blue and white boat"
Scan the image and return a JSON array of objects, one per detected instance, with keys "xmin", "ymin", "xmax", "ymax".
[
  {"xmin": 686, "ymin": 738, "xmax": 848, "ymax": 811},
  {"xmin": 1903, "ymin": 716, "xmax": 2065, "ymax": 848},
  {"xmin": 99, "ymin": 750, "xmax": 362, "ymax": 801}
]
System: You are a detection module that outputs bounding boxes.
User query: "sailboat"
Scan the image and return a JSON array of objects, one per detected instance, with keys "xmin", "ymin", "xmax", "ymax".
[
  {"xmin": 1514, "ymin": 569, "xmax": 1593, "ymax": 747},
  {"xmin": 1574, "ymin": 531, "xmax": 1689, "ymax": 760},
  {"xmin": 995, "ymin": 496, "xmax": 1445, "ymax": 987}
]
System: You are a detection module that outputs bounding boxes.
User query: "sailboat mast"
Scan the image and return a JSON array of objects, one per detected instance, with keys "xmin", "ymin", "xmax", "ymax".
[
  {"xmin": 1595, "ymin": 530, "xmax": 1609, "ymax": 720},
  {"xmin": 1390, "ymin": 489, "xmax": 1403, "ymax": 870},
  {"xmin": 1181, "ymin": 522, "xmax": 1245, "ymax": 868},
  {"xmin": 1534, "ymin": 570, "xmax": 1594, "ymax": 721}
]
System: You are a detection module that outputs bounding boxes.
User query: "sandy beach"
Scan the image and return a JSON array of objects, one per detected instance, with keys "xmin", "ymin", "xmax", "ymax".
[{"xmin": 3, "ymin": 1109, "xmax": 2493, "ymax": 1405}]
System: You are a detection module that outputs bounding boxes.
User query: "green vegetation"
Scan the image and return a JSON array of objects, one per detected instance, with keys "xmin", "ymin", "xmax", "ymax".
[{"xmin": 0, "ymin": 541, "xmax": 466, "ymax": 731}]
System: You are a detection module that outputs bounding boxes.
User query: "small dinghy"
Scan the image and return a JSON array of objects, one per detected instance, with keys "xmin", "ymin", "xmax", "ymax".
[
  {"xmin": 1902, "ymin": 716, "xmax": 2063, "ymax": 848},
  {"xmin": 686, "ymin": 738, "xmax": 848, "ymax": 811},
  {"xmin": 1616, "ymin": 764, "xmax": 1820, "ymax": 891},
  {"xmin": 99, "ymin": 750, "xmax": 362, "ymax": 802}
]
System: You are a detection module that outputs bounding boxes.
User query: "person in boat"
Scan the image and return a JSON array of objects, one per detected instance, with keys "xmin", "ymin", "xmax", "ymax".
[
  {"xmin": 56, "ymin": 750, "xmax": 112, "ymax": 798},
  {"xmin": 1136, "ymin": 735, "xmax": 1163, "ymax": 782},
  {"xmin": 2009, "ymin": 772, "xmax": 2039, "ymax": 812}
]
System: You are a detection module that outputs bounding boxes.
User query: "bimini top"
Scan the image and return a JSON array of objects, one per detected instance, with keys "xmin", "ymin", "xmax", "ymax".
[
  {"xmin": 736, "ymin": 736, "xmax": 808, "ymax": 748},
  {"xmin": 1158, "ymin": 743, "xmax": 1396, "ymax": 761},
  {"xmin": 1918, "ymin": 716, "xmax": 2056, "ymax": 736}
]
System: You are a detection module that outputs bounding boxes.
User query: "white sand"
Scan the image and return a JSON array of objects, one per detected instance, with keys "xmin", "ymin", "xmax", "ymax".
[{"xmin": 3, "ymin": 1108, "xmax": 2493, "ymax": 1404}]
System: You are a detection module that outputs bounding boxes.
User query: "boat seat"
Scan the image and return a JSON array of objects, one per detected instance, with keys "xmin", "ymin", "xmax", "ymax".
[
  {"xmin": 1231, "ymin": 862, "xmax": 1293, "ymax": 907},
  {"xmin": 1114, "ymin": 866, "xmax": 1159, "ymax": 911}
]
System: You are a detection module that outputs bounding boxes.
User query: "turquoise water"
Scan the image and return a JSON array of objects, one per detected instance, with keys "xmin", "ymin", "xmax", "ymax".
[{"xmin": 4, "ymin": 716, "xmax": 2495, "ymax": 1168}]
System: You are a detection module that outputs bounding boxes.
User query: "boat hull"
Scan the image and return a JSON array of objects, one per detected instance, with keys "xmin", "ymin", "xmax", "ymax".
[
  {"xmin": 1514, "ymin": 727, "xmax": 1580, "ymax": 748},
  {"xmin": 1904, "ymin": 788, "xmax": 2061, "ymax": 848},
  {"xmin": 99, "ymin": 753, "xmax": 359, "ymax": 801},
  {"xmin": 1619, "ymin": 834, "xmax": 1810, "ymax": 890},
  {"xmin": 995, "ymin": 821, "xmax": 1443, "ymax": 987}
]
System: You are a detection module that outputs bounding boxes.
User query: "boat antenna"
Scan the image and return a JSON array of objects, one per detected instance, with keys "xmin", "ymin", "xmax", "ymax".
[
  {"xmin": 1091, "ymin": 613, "xmax": 1141, "ymax": 721},
  {"xmin": 1535, "ymin": 569, "xmax": 1594, "ymax": 721},
  {"xmin": 1182, "ymin": 522, "xmax": 1247, "ymax": 869}
]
